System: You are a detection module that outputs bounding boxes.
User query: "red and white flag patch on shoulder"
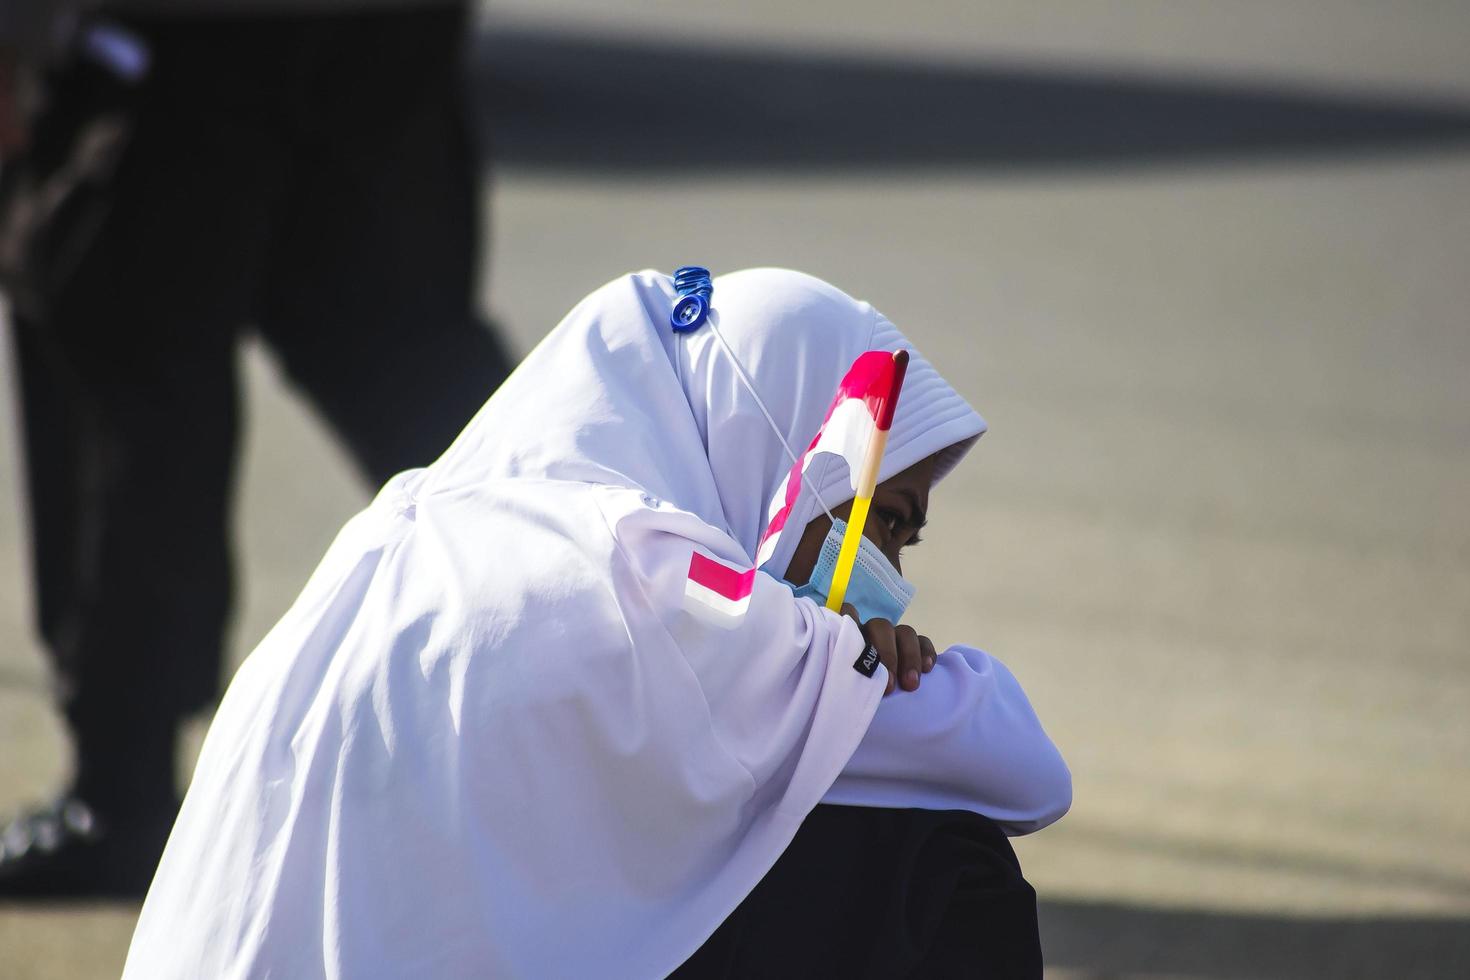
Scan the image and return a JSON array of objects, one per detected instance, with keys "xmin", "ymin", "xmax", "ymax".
[{"xmin": 684, "ymin": 550, "xmax": 756, "ymax": 629}]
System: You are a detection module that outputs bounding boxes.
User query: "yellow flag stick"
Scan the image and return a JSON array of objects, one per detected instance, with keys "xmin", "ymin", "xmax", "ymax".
[{"xmin": 826, "ymin": 350, "xmax": 909, "ymax": 614}]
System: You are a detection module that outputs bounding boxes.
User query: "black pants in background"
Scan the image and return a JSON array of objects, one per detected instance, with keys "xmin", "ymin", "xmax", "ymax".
[
  {"xmin": 7, "ymin": 5, "xmax": 511, "ymax": 814},
  {"xmin": 673, "ymin": 806, "xmax": 1043, "ymax": 979}
]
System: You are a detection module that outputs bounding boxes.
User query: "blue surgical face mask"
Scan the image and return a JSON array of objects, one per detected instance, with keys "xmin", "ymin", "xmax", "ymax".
[{"xmin": 783, "ymin": 518, "xmax": 916, "ymax": 624}]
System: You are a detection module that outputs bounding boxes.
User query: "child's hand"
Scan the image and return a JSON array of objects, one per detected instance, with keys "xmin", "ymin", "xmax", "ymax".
[{"xmin": 841, "ymin": 604, "xmax": 937, "ymax": 695}]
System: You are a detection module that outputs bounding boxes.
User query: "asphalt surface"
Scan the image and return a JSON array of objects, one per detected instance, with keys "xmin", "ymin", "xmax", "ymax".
[{"xmin": 2, "ymin": 2, "xmax": 1468, "ymax": 977}]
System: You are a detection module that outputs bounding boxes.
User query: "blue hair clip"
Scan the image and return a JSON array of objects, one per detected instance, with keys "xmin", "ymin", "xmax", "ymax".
[{"xmin": 670, "ymin": 265, "xmax": 713, "ymax": 332}]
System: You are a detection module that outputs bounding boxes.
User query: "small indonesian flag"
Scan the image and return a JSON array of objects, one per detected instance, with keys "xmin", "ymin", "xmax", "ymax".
[
  {"xmin": 754, "ymin": 350, "xmax": 906, "ymax": 568},
  {"xmin": 682, "ymin": 350, "xmax": 907, "ymax": 628}
]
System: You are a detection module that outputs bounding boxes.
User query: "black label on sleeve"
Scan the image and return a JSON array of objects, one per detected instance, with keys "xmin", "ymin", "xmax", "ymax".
[{"xmin": 853, "ymin": 643, "xmax": 880, "ymax": 678}]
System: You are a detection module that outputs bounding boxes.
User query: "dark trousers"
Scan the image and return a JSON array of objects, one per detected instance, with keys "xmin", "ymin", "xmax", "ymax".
[
  {"xmin": 6, "ymin": 5, "xmax": 510, "ymax": 812},
  {"xmin": 673, "ymin": 806, "xmax": 1043, "ymax": 979}
]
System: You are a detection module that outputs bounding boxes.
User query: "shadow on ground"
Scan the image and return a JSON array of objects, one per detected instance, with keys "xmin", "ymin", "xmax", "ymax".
[
  {"xmin": 1041, "ymin": 899, "xmax": 1470, "ymax": 979},
  {"xmin": 2, "ymin": 898, "xmax": 1464, "ymax": 979},
  {"xmin": 474, "ymin": 27, "xmax": 1470, "ymax": 174}
]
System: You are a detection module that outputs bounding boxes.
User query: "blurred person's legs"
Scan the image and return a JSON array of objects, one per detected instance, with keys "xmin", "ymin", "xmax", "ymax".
[
  {"xmin": 0, "ymin": 15, "xmax": 291, "ymax": 898},
  {"xmin": 0, "ymin": 4, "xmax": 508, "ymax": 898},
  {"xmin": 257, "ymin": 6, "xmax": 510, "ymax": 484},
  {"xmin": 672, "ymin": 806, "xmax": 1044, "ymax": 979}
]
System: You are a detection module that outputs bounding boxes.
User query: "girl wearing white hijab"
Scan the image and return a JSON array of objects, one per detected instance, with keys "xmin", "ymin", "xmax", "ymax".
[{"xmin": 123, "ymin": 268, "xmax": 1070, "ymax": 978}]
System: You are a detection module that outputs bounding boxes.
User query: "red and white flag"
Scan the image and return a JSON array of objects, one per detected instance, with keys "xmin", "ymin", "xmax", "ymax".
[
  {"xmin": 683, "ymin": 350, "xmax": 906, "ymax": 627},
  {"xmin": 753, "ymin": 350, "xmax": 905, "ymax": 568},
  {"xmin": 683, "ymin": 550, "xmax": 757, "ymax": 629}
]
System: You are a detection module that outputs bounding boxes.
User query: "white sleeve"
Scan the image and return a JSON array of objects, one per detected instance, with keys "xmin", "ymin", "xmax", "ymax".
[
  {"xmin": 596, "ymin": 487, "xmax": 881, "ymax": 794},
  {"xmin": 822, "ymin": 644, "xmax": 1072, "ymax": 836}
]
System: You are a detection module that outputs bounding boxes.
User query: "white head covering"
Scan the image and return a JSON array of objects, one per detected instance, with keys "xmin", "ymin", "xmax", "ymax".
[
  {"xmin": 124, "ymin": 269, "xmax": 990, "ymax": 980},
  {"xmin": 427, "ymin": 267, "xmax": 986, "ymax": 577}
]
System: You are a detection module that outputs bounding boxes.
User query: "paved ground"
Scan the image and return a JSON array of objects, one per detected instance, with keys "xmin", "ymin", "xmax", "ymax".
[{"xmin": 3, "ymin": 2, "xmax": 1469, "ymax": 977}]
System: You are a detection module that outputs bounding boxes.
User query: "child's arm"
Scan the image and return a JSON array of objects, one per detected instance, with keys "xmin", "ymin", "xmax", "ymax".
[{"xmin": 823, "ymin": 645, "xmax": 1072, "ymax": 835}]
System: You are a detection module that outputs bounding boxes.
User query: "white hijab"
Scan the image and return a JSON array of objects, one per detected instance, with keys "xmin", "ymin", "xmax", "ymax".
[
  {"xmin": 426, "ymin": 267, "xmax": 984, "ymax": 572},
  {"xmin": 123, "ymin": 269, "xmax": 997, "ymax": 980}
]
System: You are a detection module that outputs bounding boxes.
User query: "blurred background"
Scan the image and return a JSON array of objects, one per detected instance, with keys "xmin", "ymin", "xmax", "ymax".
[{"xmin": 2, "ymin": 0, "xmax": 1468, "ymax": 977}]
